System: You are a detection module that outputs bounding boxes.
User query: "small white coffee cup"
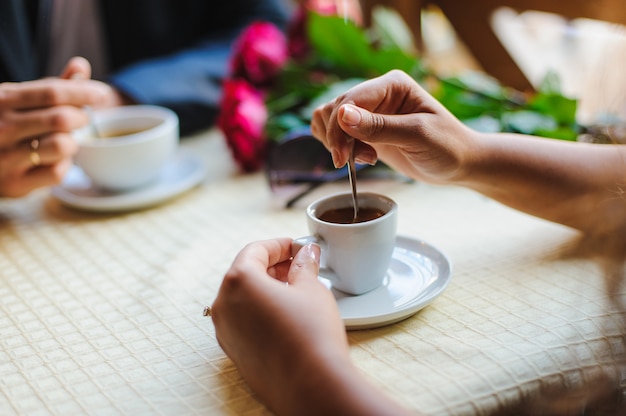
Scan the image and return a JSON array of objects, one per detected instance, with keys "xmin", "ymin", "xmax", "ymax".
[
  {"xmin": 73, "ymin": 105, "xmax": 179, "ymax": 191},
  {"xmin": 293, "ymin": 192, "xmax": 398, "ymax": 295}
]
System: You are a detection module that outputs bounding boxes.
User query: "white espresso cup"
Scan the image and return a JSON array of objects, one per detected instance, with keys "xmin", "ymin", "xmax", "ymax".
[
  {"xmin": 293, "ymin": 192, "xmax": 398, "ymax": 295},
  {"xmin": 73, "ymin": 105, "xmax": 179, "ymax": 191}
]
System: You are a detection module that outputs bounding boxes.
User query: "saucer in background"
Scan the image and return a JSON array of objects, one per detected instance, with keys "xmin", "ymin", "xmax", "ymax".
[{"xmin": 51, "ymin": 149, "xmax": 207, "ymax": 212}]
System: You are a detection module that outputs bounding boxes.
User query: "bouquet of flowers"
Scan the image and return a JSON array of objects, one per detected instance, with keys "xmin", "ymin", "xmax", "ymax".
[{"xmin": 217, "ymin": 3, "xmax": 579, "ymax": 172}]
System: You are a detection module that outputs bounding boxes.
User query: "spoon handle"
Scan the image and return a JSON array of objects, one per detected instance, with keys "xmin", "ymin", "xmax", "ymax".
[
  {"xmin": 85, "ymin": 106, "xmax": 102, "ymax": 138},
  {"xmin": 348, "ymin": 147, "xmax": 359, "ymax": 222}
]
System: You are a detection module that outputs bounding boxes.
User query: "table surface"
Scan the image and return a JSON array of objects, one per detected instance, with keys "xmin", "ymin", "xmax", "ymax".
[{"xmin": 1, "ymin": 129, "xmax": 624, "ymax": 415}]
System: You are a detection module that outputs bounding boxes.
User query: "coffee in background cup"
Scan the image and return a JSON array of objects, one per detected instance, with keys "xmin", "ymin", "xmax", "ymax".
[
  {"xmin": 292, "ymin": 192, "xmax": 398, "ymax": 295},
  {"xmin": 96, "ymin": 126, "xmax": 148, "ymax": 138}
]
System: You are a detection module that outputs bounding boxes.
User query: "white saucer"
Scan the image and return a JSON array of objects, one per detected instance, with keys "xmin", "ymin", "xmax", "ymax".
[
  {"xmin": 51, "ymin": 149, "xmax": 207, "ymax": 212},
  {"xmin": 324, "ymin": 235, "xmax": 452, "ymax": 330}
]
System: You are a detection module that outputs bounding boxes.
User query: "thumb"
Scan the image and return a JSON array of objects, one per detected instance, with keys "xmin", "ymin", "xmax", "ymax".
[
  {"xmin": 287, "ymin": 243, "xmax": 321, "ymax": 286},
  {"xmin": 338, "ymin": 103, "xmax": 409, "ymax": 146},
  {"xmin": 60, "ymin": 56, "xmax": 92, "ymax": 80}
]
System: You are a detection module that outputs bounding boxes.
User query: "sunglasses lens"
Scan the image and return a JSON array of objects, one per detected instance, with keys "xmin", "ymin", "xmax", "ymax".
[
  {"xmin": 266, "ymin": 130, "xmax": 348, "ymax": 190},
  {"xmin": 265, "ymin": 128, "xmax": 384, "ymax": 208}
]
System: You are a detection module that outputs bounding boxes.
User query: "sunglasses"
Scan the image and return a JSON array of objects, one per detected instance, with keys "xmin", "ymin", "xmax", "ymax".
[{"xmin": 265, "ymin": 128, "xmax": 409, "ymax": 208}]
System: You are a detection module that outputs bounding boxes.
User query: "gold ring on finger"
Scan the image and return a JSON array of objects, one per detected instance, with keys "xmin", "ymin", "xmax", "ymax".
[{"xmin": 29, "ymin": 139, "xmax": 41, "ymax": 167}]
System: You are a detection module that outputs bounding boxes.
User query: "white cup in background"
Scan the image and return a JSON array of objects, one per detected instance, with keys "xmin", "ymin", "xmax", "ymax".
[
  {"xmin": 293, "ymin": 192, "xmax": 398, "ymax": 295},
  {"xmin": 73, "ymin": 105, "xmax": 179, "ymax": 191}
]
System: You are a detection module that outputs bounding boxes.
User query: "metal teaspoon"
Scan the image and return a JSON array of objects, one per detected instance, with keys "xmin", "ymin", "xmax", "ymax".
[
  {"xmin": 85, "ymin": 106, "xmax": 102, "ymax": 138},
  {"xmin": 347, "ymin": 146, "xmax": 359, "ymax": 222}
]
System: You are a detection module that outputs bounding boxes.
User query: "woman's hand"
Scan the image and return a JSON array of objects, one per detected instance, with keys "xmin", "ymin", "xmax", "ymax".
[
  {"xmin": 212, "ymin": 238, "xmax": 414, "ymax": 415},
  {"xmin": 311, "ymin": 69, "xmax": 479, "ymax": 185},
  {"xmin": 212, "ymin": 239, "xmax": 349, "ymax": 411}
]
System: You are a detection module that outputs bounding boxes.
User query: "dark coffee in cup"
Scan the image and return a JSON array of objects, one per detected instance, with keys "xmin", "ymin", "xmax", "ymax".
[{"xmin": 319, "ymin": 206, "xmax": 386, "ymax": 224}]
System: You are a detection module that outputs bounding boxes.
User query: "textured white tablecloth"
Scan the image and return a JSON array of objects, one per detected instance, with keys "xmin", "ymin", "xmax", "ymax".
[{"xmin": 0, "ymin": 129, "xmax": 624, "ymax": 415}]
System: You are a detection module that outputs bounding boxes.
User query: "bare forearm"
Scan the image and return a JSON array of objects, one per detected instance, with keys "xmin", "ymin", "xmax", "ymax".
[
  {"xmin": 275, "ymin": 354, "xmax": 414, "ymax": 416},
  {"xmin": 461, "ymin": 133, "xmax": 626, "ymax": 234}
]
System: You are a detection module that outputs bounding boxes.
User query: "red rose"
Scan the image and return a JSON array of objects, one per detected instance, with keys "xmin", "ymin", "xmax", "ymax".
[
  {"xmin": 218, "ymin": 79, "xmax": 269, "ymax": 172},
  {"xmin": 305, "ymin": 0, "xmax": 337, "ymax": 15},
  {"xmin": 230, "ymin": 21, "xmax": 288, "ymax": 87},
  {"xmin": 305, "ymin": 0, "xmax": 362, "ymax": 23}
]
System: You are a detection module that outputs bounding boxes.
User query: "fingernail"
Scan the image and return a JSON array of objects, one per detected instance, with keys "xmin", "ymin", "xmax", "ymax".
[
  {"xmin": 342, "ymin": 105, "xmax": 361, "ymax": 127},
  {"xmin": 355, "ymin": 148, "xmax": 377, "ymax": 165},
  {"xmin": 331, "ymin": 149, "xmax": 344, "ymax": 168},
  {"xmin": 355, "ymin": 156, "xmax": 376, "ymax": 166},
  {"xmin": 303, "ymin": 243, "xmax": 321, "ymax": 264}
]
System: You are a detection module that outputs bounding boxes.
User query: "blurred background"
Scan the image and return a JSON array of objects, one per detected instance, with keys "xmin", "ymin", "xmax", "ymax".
[{"xmin": 420, "ymin": 4, "xmax": 626, "ymax": 126}]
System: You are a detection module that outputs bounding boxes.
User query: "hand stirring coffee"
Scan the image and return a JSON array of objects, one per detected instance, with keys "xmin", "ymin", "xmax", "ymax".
[{"xmin": 340, "ymin": 0, "xmax": 359, "ymax": 223}]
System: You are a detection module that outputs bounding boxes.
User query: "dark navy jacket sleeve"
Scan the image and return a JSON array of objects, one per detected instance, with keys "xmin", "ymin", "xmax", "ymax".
[
  {"xmin": 0, "ymin": 0, "xmax": 40, "ymax": 82},
  {"xmin": 106, "ymin": 34, "xmax": 236, "ymax": 136}
]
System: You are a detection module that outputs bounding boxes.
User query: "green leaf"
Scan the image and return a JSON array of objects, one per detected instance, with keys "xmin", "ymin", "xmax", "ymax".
[
  {"xmin": 307, "ymin": 13, "xmax": 419, "ymax": 78},
  {"xmin": 433, "ymin": 79, "xmax": 504, "ymax": 120},
  {"xmin": 265, "ymin": 91, "xmax": 305, "ymax": 115},
  {"xmin": 537, "ymin": 70, "xmax": 563, "ymax": 95},
  {"xmin": 527, "ymin": 92, "xmax": 577, "ymax": 125},
  {"xmin": 534, "ymin": 126, "xmax": 579, "ymax": 141},
  {"xmin": 299, "ymin": 78, "xmax": 366, "ymax": 120},
  {"xmin": 462, "ymin": 115, "xmax": 502, "ymax": 133},
  {"xmin": 444, "ymin": 71, "xmax": 508, "ymax": 101},
  {"xmin": 267, "ymin": 63, "xmax": 330, "ymax": 103},
  {"xmin": 502, "ymin": 111, "xmax": 558, "ymax": 134},
  {"xmin": 370, "ymin": 6, "xmax": 417, "ymax": 53},
  {"xmin": 265, "ymin": 113, "xmax": 308, "ymax": 142}
]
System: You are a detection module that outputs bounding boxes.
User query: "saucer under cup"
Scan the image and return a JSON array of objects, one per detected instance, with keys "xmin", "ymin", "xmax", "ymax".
[{"xmin": 333, "ymin": 235, "xmax": 452, "ymax": 330}]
